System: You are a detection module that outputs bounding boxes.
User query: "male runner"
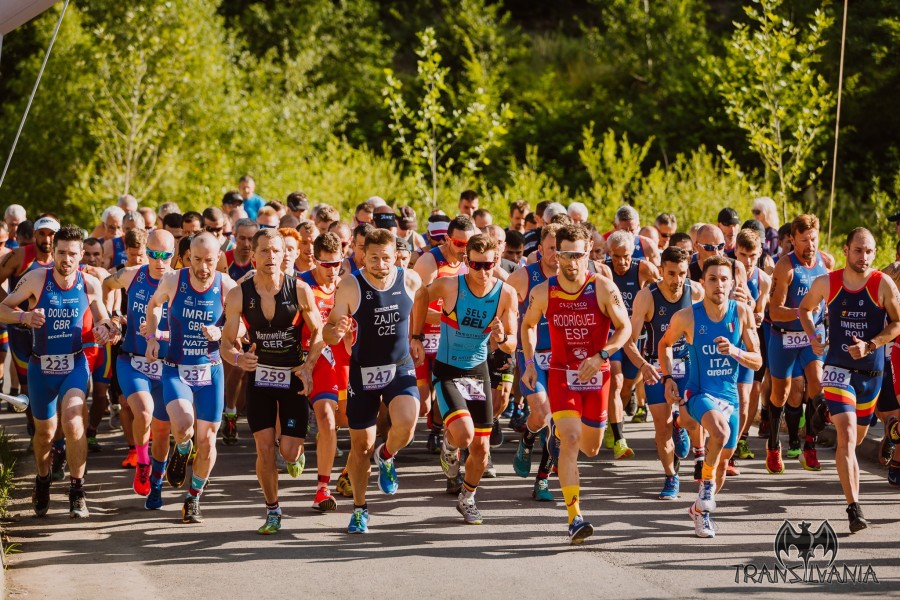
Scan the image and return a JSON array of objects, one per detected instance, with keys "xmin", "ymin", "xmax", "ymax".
[
  {"xmin": 509, "ymin": 223, "xmax": 561, "ymax": 501},
  {"xmin": 605, "ymin": 230, "xmax": 659, "ymax": 458},
  {"xmin": 660, "ymin": 255, "xmax": 762, "ymax": 538},
  {"xmin": 799, "ymin": 228, "xmax": 900, "ymax": 532},
  {"xmin": 104, "ymin": 229, "xmax": 176, "ymax": 508},
  {"xmin": 324, "ymin": 228, "xmax": 422, "ymax": 534},
  {"xmin": 623, "ymin": 246, "xmax": 703, "ymax": 499},
  {"xmin": 766, "ymin": 214, "xmax": 830, "ymax": 473},
  {"xmin": 411, "ymin": 234, "xmax": 518, "ymax": 524},
  {"xmin": 521, "ymin": 224, "xmax": 631, "ymax": 544},
  {"xmin": 223, "ymin": 228, "xmax": 322, "ymax": 534},
  {"xmin": 144, "ymin": 233, "xmax": 238, "ymax": 524},
  {"xmin": 0, "ymin": 225, "xmax": 119, "ymax": 518}
]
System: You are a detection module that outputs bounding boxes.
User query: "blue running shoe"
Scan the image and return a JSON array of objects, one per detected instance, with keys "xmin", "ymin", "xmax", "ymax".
[
  {"xmin": 347, "ymin": 508, "xmax": 369, "ymax": 533},
  {"xmin": 888, "ymin": 463, "xmax": 900, "ymax": 488},
  {"xmin": 513, "ymin": 436, "xmax": 533, "ymax": 478},
  {"xmin": 568, "ymin": 515, "xmax": 593, "ymax": 545},
  {"xmin": 145, "ymin": 484, "xmax": 163, "ymax": 510},
  {"xmin": 501, "ymin": 402, "xmax": 514, "ymax": 419},
  {"xmin": 672, "ymin": 423, "xmax": 689, "ymax": 460},
  {"xmin": 658, "ymin": 474, "xmax": 679, "ymax": 500},
  {"xmin": 546, "ymin": 422, "xmax": 560, "ymax": 466},
  {"xmin": 374, "ymin": 444, "xmax": 398, "ymax": 495}
]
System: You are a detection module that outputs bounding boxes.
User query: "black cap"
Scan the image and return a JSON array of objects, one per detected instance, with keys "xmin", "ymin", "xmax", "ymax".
[
  {"xmin": 888, "ymin": 211, "xmax": 900, "ymax": 223},
  {"xmin": 287, "ymin": 192, "xmax": 309, "ymax": 212},
  {"xmin": 373, "ymin": 212, "xmax": 397, "ymax": 229},
  {"xmin": 717, "ymin": 207, "xmax": 740, "ymax": 226},
  {"xmin": 222, "ymin": 191, "xmax": 243, "ymax": 206},
  {"xmin": 741, "ymin": 219, "xmax": 765, "ymax": 237}
]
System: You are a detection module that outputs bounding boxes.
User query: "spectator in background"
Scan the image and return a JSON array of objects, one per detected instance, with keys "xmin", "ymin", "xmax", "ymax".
[
  {"xmin": 473, "ymin": 208, "xmax": 493, "ymax": 230},
  {"xmin": 655, "ymin": 213, "xmax": 677, "ymax": 250},
  {"xmin": 4, "ymin": 204, "xmax": 25, "ymax": 249},
  {"xmin": 458, "ymin": 189, "xmax": 479, "ymax": 216},
  {"xmin": 508, "ymin": 200, "xmax": 529, "ymax": 234},
  {"xmin": 752, "ymin": 196, "xmax": 781, "ymax": 257},
  {"xmin": 366, "ymin": 195, "xmax": 387, "ymax": 209},
  {"xmin": 504, "ymin": 229, "xmax": 525, "ymax": 265},
  {"xmin": 287, "ymin": 192, "xmax": 310, "ymax": 221},
  {"xmin": 256, "ymin": 206, "xmax": 280, "ymax": 229},
  {"xmin": 279, "ymin": 214, "xmax": 301, "ymax": 229},
  {"xmin": 485, "ymin": 224, "xmax": 518, "ymax": 275},
  {"xmin": 590, "ymin": 228, "xmax": 606, "ymax": 262},
  {"xmin": 163, "ymin": 212, "xmax": 184, "ymax": 244},
  {"xmin": 139, "ymin": 207, "xmax": 156, "ymax": 230},
  {"xmin": 354, "ymin": 202, "xmax": 374, "ymax": 226},
  {"xmin": 103, "ymin": 209, "xmax": 144, "ymax": 269},
  {"xmin": 777, "ymin": 223, "xmax": 793, "ymax": 256},
  {"xmin": 315, "ymin": 205, "xmax": 341, "ymax": 235},
  {"xmin": 567, "ymin": 202, "xmax": 588, "ymax": 224},
  {"xmin": 426, "ymin": 218, "xmax": 449, "ymax": 249},
  {"xmin": 688, "ymin": 223, "xmax": 704, "ymax": 246},
  {"xmin": 228, "ymin": 207, "xmax": 248, "ymax": 224},
  {"xmin": 329, "ymin": 221, "xmax": 353, "ymax": 256},
  {"xmin": 238, "ymin": 175, "xmax": 265, "ymax": 220},
  {"xmin": 182, "ymin": 211, "xmax": 202, "ymax": 236},
  {"xmin": 523, "ymin": 201, "xmax": 564, "ymax": 257}
]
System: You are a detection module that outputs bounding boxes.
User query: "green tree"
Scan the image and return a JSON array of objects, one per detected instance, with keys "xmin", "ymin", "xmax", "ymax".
[
  {"xmin": 717, "ymin": 0, "xmax": 835, "ymax": 220},
  {"xmin": 579, "ymin": 123, "xmax": 653, "ymax": 214}
]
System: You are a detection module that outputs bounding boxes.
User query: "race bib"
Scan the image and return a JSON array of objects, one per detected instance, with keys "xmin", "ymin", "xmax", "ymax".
[
  {"xmin": 453, "ymin": 377, "xmax": 486, "ymax": 402},
  {"xmin": 179, "ymin": 364, "xmax": 212, "ymax": 387},
  {"xmin": 535, "ymin": 351, "xmax": 552, "ymax": 371},
  {"xmin": 566, "ymin": 369, "xmax": 603, "ymax": 391},
  {"xmin": 41, "ymin": 353, "xmax": 75, "ymax": 376},
  {"xmin": 423, "ymin": 333, "xmax": 440, "ymax": 355},
  {"xmin": 782, "ymin": 331, "xmax": 811, "ymax": 350},
  {"xmin": 712, "ymin": 396, "xmax": 735, "ymax": 418},
  {"xmin": 361, "ymin": 364, "xmax": 396, "ymax": 391},
  {"xmin": 255, "ymin": 364, "xmax": 291, "ymax": 389},
  {"xmin": 131, "ymin": 356, "xmax": 162, "ymax": 381},
  {"xmin": 651, "ymin": 358, "xmax": 687, "ymax": 380},
  {"xmin": 822, "ymin": 365, "xmax": 852, "ymax": 392},
  {"xmin": 321, "ymin": 345, "xmax": 335, "ymax": 366}
]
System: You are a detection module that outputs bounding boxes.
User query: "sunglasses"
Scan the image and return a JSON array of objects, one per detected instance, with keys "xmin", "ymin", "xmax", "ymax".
[
  {"xmin": 659, "ymin": 233, "xmax": 673, "ymax": 239},
  {"xmin": 448, "ymin": 238, "xmax": 468, "ymax": 249},
  {"xmin": 558, "ymin": 250, "xmax": 588, "ymax": 260},
  {"xmin": 468, "ymin": 260, "xmax": 496, "ymax": 271},
  {"xmin": 258, "ymin": 224, "xmax": 276, "ymax": 230},
  {"xmin": 146, "ymin": 249, "xmax": 174, "ymax": 260},
  {"xmin": 317, "ymin": 259, "xmax": 342, "ymax": 268},
  {"xmin": 751, "ymin": 209, "xmax": 761, "ymax": 215},
  {"xmin": 205, "ymin": 226, "xmax": 223, "ymax": 234},
  {"xmin": 699, "ymin": 243, "xmax": 726, "ymax": 252}
]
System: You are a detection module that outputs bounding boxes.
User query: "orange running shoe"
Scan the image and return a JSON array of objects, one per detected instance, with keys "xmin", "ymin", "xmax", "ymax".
[
  {"xmin": 133, "ymin": 463, "xmax": 151, "ymax": 496},
  {"xmin": 121, "ymin": 448, "xmax": 138, "ymax": 469},
  {"xmin": 765, "ymin": 446, "xmax": 784, "ymax": 474}
]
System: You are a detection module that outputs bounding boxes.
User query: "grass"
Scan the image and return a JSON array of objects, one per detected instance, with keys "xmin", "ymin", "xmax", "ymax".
[{"xmin": 0, "ymin": 427, "xmax": 17, "ymax": 519}]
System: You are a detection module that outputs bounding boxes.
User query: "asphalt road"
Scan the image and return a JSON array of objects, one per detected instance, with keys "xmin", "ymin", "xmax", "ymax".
[{"xmin": 3, "ymin": 409, "xmax": 899, "ymax": 599}]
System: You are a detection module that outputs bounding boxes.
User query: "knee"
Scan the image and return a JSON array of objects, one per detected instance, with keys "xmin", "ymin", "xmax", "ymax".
[
  {"xmin": 582, "ymin": 442, "xmax": 601, "ymax": 458},
  {"xmin": 558, "ymin": 428, "xmax": 580, "ymax": 449}
]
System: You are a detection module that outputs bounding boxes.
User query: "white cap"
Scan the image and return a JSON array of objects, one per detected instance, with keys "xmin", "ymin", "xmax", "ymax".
[
  {"xmin": 34, "ymin": 217, "xmax": 60, "ymax": 233},
  {"xmin": 427, "ymin": 221, "xmax": 449, "ymax": 238}
]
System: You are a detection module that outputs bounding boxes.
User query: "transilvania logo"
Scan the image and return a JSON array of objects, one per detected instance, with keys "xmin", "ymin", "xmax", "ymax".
[{"xmin": 731, "ymin": 520, "xmax": 879, "ymax": 584}]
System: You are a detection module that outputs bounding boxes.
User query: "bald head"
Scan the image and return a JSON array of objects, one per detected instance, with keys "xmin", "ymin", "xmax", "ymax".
[
  {"xmin": 486, "ymin": 224, "xmax": 506, "ymax": 243},
  {"xmin": 697, "ymin": 224, "xmax": 724, "ymax": 246},
  {"xmin": 148, "ymin": 229, "xmax": 175, "ymax": 252},
  {"xmin": 191, "ymin": 232, "xmax": 220, "ymax": 253}
]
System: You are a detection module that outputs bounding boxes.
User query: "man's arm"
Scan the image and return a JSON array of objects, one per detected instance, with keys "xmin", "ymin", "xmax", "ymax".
[
  {"xmin": 83, "ymin": 273, "xmax": 119, "ymax": 344},
  {"xmin": 493, "ymin": 284, "xmax": 518, "ymax": 355},
  {"xmin": 144, "ymin": 272, "xmax": 177, "ymax": 360},
  {"xmin": 849, "ymin": 276, "xmax": 900, "ymax": 359},
  {"xmin": 324, "ymin": 277, "xmax": 357, "ymax": 346},
  {"xmin": 798, "ymin": 274, "xmax": 829, "ymax": 356},
  {"xmin": 0, "ymin": 270, "xmax": 41, "ymax": 326},
  {"xmin": 623, "ymin": 287, "xmax": 652, "ymax": 369},
  {"xmin": 506, "ymin": 266, "xmax": 529, "ymax": 303},
  {"xmin": 297, "ymin": 281, "xmax": 324, "ymax": 368},
  {"xmin": 103, "ymin": 264, "xmax": 138, "ymax": 292},
  {"xmin": 638, "ymin": 260, "xmax": 659, "ymax": 286},
  {"xmin": 102, "ymin": 238, "xmax": 115, "ymax": 269},
  {"xmin": 221, "ymin": 285, "xmax": 247, "ymax": 369},
  {"xmin": 412, "ymin": 252, "xmax": 441, "ymax": 325},
  {"xmin": 690, "ymin": 280, "xmax": 705, "ymax": 302},
  {"xmin": 768, "ymin": 255, "xmax": 797, "ymax": 322}
]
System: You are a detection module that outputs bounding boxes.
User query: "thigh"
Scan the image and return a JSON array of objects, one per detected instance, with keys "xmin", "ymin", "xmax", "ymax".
[
  {"xmin": 193, "ymin": 364, "xmax": 224, "ymax": 423},
  {"xmin": 28, "ymin": 360, "xmax": 64, "ymax": 420},
  {"xmin": 246, "ymin": 371, "xmax": 279, "ymax": 434},
  {"xmin": 276, "ymin": 377, "xmax": 310, "ymax": 438},
  {"xmin": 581, "ymin": 369, "xmax": 611, "ymax": 428},
  {"xmin": 347, "ymin": 366, "xmax": 382, "ymax": 430},
  {"xmin": 547, "ymin": 368, "xmax": 582, "ymax": 421},
  {"xmin": 383, "ymin": 358, "xmax": 420, "ymax": 408},
  {"xmin": 118, "ymin": 356, "xmax": 152, "ymax": 399},
  {"xmin": 854, "ymin": 372, "xmax": 882, "ymax": 427},
  {"xmin": 309, "ymin": 353, "xmax": 339, "ymax": 404},
  {"xmin": 767, "ymin": 333, "xmax": 799, "ymax": 379}
]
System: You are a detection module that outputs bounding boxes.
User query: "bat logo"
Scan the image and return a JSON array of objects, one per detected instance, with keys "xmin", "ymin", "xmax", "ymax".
[{"xmin": 774, "ymin": 520, "xmax": 838, "ymax": 582}]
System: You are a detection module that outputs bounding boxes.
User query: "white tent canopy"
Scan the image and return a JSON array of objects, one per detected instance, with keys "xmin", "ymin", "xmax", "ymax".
[{"xmin": 1, "ymin": 0, "xmax": 58, "ymax": 36}]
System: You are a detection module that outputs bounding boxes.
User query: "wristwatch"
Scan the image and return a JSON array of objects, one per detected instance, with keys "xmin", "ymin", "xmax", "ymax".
[
  {"xmin": 598, "ymin": 349, "xmax": 610, "ymax": 361},
  {"xmin": 411, "ymin": 333, "xmax": 425, "ymax": 341},
  {"xmin": 866, "ymin": 340, "xmax": 876, "ymax": 354}
]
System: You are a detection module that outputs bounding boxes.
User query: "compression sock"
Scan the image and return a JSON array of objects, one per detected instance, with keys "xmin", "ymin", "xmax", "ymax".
[
  {"xmin": 537, "ymin": 442, "xmax": 553, "ymax": 480},
  {"xmin": 150, "ymin": 458, "xmax": 167, "ymax": 487},
  {"xmin": 176, "ymin": 440, "xmax": 191, "ymax": 455},
  {"xmin": 561, "ymin": 485, "xmax": 581, "ymax": 524},
  {"xmin": 265, "ymin": 500, "xmax": 281, "ymax": 515},
  {"xmin": 611, "ymin": 422, "xmax": 624, "ymax": 443},
  {"xmin": 70, "ymin": 477, "xmax": 84, "ymax": 492},
  {"xmin": 804, "ymin": 400, "xmax": 817, "ymax": 449},
  {"xmin": 768, "ymin": 404, "xmax": 785, "ymax": 450},
  {"xmin": 522, "ymin": 425, "xmax": 540, "ymax": 448},
  {"xmin": 136, "ymin": 443, "xmax": 150, "ymax": 465},
  {"xmin": 785, "ymin": 404, "xmax": 802, "ymax": 445},
  {"xmin": 187, "ymin": 475, "xmax": 207, "ymax": 498},
  {"xmin": 701, "ymin": 462, "xmax": 714, "ymax": 481}
]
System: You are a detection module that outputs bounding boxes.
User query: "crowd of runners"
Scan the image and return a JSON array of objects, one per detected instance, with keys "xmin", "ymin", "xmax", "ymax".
[{"xmin": 3, "ymin": 179, "xmax": 900, "ymax": 544}]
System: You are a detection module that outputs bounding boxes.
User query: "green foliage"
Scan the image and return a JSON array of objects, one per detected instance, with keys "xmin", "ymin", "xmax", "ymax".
[
  {"xmin": 0, "ymin": 427, "xmax": 18, "ymax": 518},
  {"xmin": 717, "ymin": 0, "xmax": 835, "ymax": 220},
  {"xmin": 579, "ymin": 124, "xmax": 653, "ymax": 219}
]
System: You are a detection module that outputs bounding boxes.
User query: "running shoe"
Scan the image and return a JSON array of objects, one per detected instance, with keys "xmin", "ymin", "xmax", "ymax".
[
  {"xmin": 808, "ymin": 395, "xmax": 831, "ymax": 435},
  {"xmin": 426, "ymin": 427, "xmax": 442, "ymax": 454},
  {"xmin": 440, "ymin": 438, "xmax": 461, "ymax": 479},
  {"xmin": 145, "ymin": 484, "xmax": 163, "ymax": 510},
  {"xmin": 513, "ymin": 436, "xmax": 534, "ymax": 478},
  {"xmin": 757, "ymin": 418, "xmax": 770, "ymax": 439},
  {"xmin": 32, "ymin": 475, "xmax": 51, "ymax": 517},
  {"xmin": 275, "ymin": 449, "xmax": 286, "ymax": 471},
  {"xmin": 133, "ymin": 463, "xmax": 151, "ymax": 496},
  {"xmin": 532, "ymin": 478, "xmax": 554, "ymax": 502},
  {"xmin": 725, "ymin": 458, "xmax": 740, "ymax": 476},
  {"xmin": 509, "ymin": 411, "xmax": 528, "ymax": 433},
  {"xmin": 108, "ymin": 403, "xmax": 122, "ymax": 431},
  {"xmin": 786, "ymin": 438, "xmax": 802, "ymax": 459},
  {"xmin": 799, "ymin": 447, "xmax": 821, "ymax": 471},
  {"xmin": 690, "ymin": 503, "xmax": 715, "ymax": 538},
  {"xmin": 847, "ymin": 502, "xmax": 868, "ymax": 533},
  {"xmin": 336, "ymin": 472, "xmax": 353, "ymax": 497},
  {"xmin": 696, "ymin": 480, "xmax": 716, "ymax": 513},
  {"xmin": 765, "ymin": 445, "xmax": 785, "ymax": 474},
  {"xmin": 87, "ymin": 434, "xmax": 102, "ymax": 452},
  {"xmin": 484, "ymin": 453, "xmax": 497, "ymax": 478},
  {"xmin": 456, "ymin": 493, "xmax": 483, "ymax": 525},
  {"xmin": 613, "ymin": 438, "xmax": 634, "ymax": 460},
  {"xmin": 257, "ymin": 512, "xmax": 282, "ymax": 535},
  {"xmin": 51, "ymin": 445, "xmax": 68, "ymax": 481},
  {"xmin": 567, "ymin": 515, "xmax": 593, "ymax": 545},
  {"xmin": 659, "ymin": 474, "xmax": 679, "ymax": 500},
  {"xmin": 347, "ymin": 507, "xmax": 369, "ymax": 533},
  {"xmin": 693, "ymin": 458, "xmax": 704, "ymax": 482},
  {"xmin": 374, "ymin": 444, "xmax": 398, "ymax": 495},
  {"xmin": 222, "ymin": 414, "xmax": 238, "ymax": 446},
  {"xmin": 672, "ymin": 424, "xmax": 689, "ymax": 460},
  {"xmin": 182, "ymin": 496, "xmax": 203, "ymax": 524},
  {"xmin": 69, "ymin": 489, "xmax": 89, "ymax": 519},
  {"xmin": 286, "ymin": 453, "xmax": 306, "ymax": 478},
  {"xmin": 879, "ymin": 426, "xmax": 896, "ymax": 467},
  {"xmin": 735, "ymin": 439, "xmax": 754, "ymax": 460},
  {"xmin": 490, "ymin": 418, "xmax": 503, "ymax": 448},
  {"xmin": 446, "ymin": 473, "xmax": 464, "ymax": 495},
  {"xmin": 312, "ymin": 487, "xmax": 337, "ymax": 512},
  {"xmin": 121, "ymin": 448, "xmax": 138, "ymax": 469},
  {"xmin": 631, "ymin": 405, "xmax": 647, "ymax": 423},
  {"xmin": 546, "ymin": 422, "xmax": 561, "ymax": 465},
  {"xmin": 625, "ymin": 394, "xmax": 637, "ymax": 417},
  {"xmin": 603, "ymin": 425, "xmax": 614, "ymax": 449},
  {"xmin": 888, "ymin": 462, "xmax": 900, "ymax": 487},
  {"xmin": 167, "ymin": 440, "xmax": 193, "ymax": 488},
  {"xmin": 501, "ymin": 402, "xmax": 514, "ymax": 419}
]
